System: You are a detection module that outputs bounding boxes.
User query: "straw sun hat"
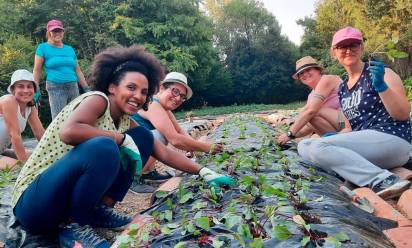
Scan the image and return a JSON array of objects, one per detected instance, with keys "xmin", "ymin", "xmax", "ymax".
[{"xmin": 292, "ymin": 56, "xmax": 323, "ymax": 80}]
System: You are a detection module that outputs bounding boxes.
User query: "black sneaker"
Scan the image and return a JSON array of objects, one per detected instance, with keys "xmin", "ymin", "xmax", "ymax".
[
  {"xmin": 90, "ymin": 204, "xmax": 132, "ymax": 230},
  {"xmin": 59, "ymin": 223, "xmax": 109, "ymax": 248},
  {"xmin": 141, "ymin": 170, "xmax": 172, "ymax": 182},
  {"xmin": 129, "ymin": 180, "xmax": 157, "ymax": 193},
  {"xmin": 372, "ymin": 175, "xmax": 411, "ymax": 199}
]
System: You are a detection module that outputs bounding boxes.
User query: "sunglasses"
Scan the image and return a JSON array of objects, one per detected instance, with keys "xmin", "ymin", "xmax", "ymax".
[
  {"xmin": 51, "ymin": 29, "xmax": 64, "ymax": 33},
  {"xmin": 334, "ymin": 42, "xmax": 361, "ymax": 53},
  {"xmin": 170, "ymin": 87, "xmax": 187, "ymax": 102}
]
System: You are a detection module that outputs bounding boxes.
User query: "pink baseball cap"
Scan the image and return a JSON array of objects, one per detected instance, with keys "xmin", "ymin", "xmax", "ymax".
[
  {"xmin": 47, "ymin": 19, "xmax": 64, "ymax": 31},
  {"xmin": 332, "ymin": 26, "xmax": 362, "ymax": 46}
]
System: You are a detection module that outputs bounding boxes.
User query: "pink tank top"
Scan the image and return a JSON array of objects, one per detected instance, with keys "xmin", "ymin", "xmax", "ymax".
[{"xmin": 308, "ymin": 88, "xmax": 340, "ymax": 110}]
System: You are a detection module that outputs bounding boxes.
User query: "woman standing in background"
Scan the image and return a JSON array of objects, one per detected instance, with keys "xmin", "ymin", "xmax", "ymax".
[{"xmin": 33, "ymin": 19, "xmax": 90, "ymax": 119}]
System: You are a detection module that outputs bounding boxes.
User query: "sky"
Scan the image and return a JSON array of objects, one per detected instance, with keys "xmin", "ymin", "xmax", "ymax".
[{"xmin": 260, "ymin": 0, "xmax": 317, "ymax": 45}]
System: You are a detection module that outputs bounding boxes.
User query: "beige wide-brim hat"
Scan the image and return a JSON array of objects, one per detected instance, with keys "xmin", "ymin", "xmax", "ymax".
[
  {"xmin": 162, "ymin": 72, "xmax": 193, "ymax": 100},
  {"xmin": 292, "ymin": 56, "xmax": 323, "ymax": 80}
]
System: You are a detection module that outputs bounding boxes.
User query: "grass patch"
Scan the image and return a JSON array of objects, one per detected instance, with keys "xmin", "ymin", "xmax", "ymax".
[
  {"xmin": 0, "ymin": 163, "xmax": 21, "ymax": 187},
  {"xmin": 175, "ymin": 102, "xmax": 304, "ymax": 120}
]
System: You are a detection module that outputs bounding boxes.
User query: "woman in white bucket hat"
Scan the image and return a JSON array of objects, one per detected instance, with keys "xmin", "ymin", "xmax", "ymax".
[
  {"xmin": 0, "ymin": 69, "xmax": 44, "ymax": 166},
  {"xmin": 131, "ymin": 72, "xmax": 223, "ymax": 191}
]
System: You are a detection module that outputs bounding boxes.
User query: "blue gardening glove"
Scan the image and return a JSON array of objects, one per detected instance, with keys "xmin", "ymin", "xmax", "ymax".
[
  {"xmin": 369, "ymin": 60, "xmax": 388, "ymax": 93},
  {"xmin": 34, "ymin": 90, "xmax": 41, "ymax": 103},
  {"xmin": 199, "ymin": 167, "xmax": 236, "ymax": 189},
  {"xmin": 120, "ymin": 134, "xmax": 143, "ymax": 176},
  {"xmin": 322, "ymin": 132, "xmax": 337, "ymax": 137}
]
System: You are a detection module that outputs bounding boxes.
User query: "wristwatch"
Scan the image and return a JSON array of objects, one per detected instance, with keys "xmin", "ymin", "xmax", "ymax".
[{"xmin": 287, "ymin": 130, "xmax": 295, "ymax": 139}]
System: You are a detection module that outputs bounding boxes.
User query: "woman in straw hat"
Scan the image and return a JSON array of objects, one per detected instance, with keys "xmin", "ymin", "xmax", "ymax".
[
  {"xmin": 0, "ymin": 69, "xmax": 44, "ymax": 166},
  {"xmin": 12, "ymin": 46, "xmax": 234, "ymax": 247},
  {"xmin": 298, "ymin": 27, "xmax": 411, "ymax": 200},
  {"xmin": 131, "ymin": 72, "xmax": 223, "ymax": 192},
  {"xmin": 277, "ymin": 56, "xmax": 349, "ymax": 145}
]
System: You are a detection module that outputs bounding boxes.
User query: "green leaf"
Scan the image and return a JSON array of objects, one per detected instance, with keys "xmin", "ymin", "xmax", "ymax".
[
  {"xmin": 195, "ymin": 216, "xmax": 210, "ymax": 231},
  {"xmin": 174, "ymin": 241, "xmax": 188, "ymax": 248},
  {"xmin": 191, "ymin": 200, "xmax": 207, "ymax": 210},
  {"xmin": 263, "ymin": 185, "xmax": 287, "ymax": 198},
  {"xmin": 161, "ymin": 226, "xmax": 172, "ymax": 235},
  {"xmin": 273, "ymin": 225, "xmax": 292, "ymax": 240},
  {"xmin": 179, "ymin": 192, "xmax": 193, "ymax": 204},
  {"xmin": 167, "ymin": 223, "xmax": 180, "ymax": 229},
  {"xmin": 212, "ymin": 238, "xmax": 225, "ymax": 248},
  {"xmin": 335, "ymin": 231, "xmax": 350, "ymax": 242},
  {"xmin": 127, "ymin": 224, "xmax": 139, "ymax": 236},
  {"xmin": 237, "ymin": 224, "xmax": 253, "ymax": 239},
  {"xmin": 250, "ymin": 238, "xmax": 264, "ymax": 248},
  {"xmin": 223, "ymin": 213, "xmax": 242, "ymax": 229},
  {"xmin": 300, "ymin": 236, "xmax": 310, "ymax": 246},
  {"xmin": 155, "ymin": 191, "xmax": 168, "ymax": 199},
  {"xmin": 386, "ymin": 41, "xmax": 395, "ymax": 49},
  {"xmin": 325, "ymin": 236, "xmax": 342, "ymax": 247},
  {"xmin": 165, "ymin": 210, "xmax": 173, "ymax": 222}
]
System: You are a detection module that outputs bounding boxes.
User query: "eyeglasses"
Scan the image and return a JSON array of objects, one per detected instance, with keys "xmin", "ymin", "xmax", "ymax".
[
  {"xmin": 334, "ymin": 42, "xmax": 361, "ymax": 53},
  {"xmin": 297, "ymin": 68, "xmax": 313, "ymax": 78},
  {"xmin": 170, "ymin": 87, "xmax": 187, "ymax": 101},
  {"xmin": 51, "ymin": 29, "xmax": 64, "ymax": 33}
]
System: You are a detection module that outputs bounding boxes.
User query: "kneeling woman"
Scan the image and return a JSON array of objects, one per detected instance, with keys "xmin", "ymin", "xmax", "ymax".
[
  {"xmin": 12, "ymin": 45, "xmax": 234, "ymax": 248},
  {"xmin": 132, "ymin": 72, "xmax": 223, "ymax": 183},
  {"xmin": 0, "ymin": 69, "xmax": 44, "ymax": 166}
]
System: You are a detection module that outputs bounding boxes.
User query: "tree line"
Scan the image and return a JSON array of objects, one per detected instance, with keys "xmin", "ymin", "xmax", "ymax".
[{"xmin": 1, "ymin": 0, "xmax": 411, "ymax": 125}]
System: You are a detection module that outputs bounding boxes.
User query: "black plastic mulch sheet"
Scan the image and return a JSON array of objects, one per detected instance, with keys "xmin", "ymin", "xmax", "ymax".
[{"xmin": 142, "ymin": 116, "xmax": 395, "ymax": 248}]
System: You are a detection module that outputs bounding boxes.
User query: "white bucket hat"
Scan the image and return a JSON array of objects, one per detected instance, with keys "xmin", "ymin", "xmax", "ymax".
[
  {"xmin": 162, "ymin": 72, "xmax": 193, "ymax": 100},
  {"xmin": 8, "ymin": 69, "xmax": 35, "ymax": 93}
]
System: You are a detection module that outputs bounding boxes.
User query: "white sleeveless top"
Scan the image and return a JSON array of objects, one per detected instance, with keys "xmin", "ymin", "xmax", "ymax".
[{"xmin": 0, "ymin": 95, "xmax": 32, "ymax": 153}]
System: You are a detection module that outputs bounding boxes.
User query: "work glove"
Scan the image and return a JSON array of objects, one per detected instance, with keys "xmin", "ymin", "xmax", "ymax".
[
  {"xmin": 199, "ymin": 167, "xmax": 236, "ymax": 189},
  {"xmin": 82, "ymin": 85, "xmax": 91, "ymax": 93},
  {"xmin": 120, "ymin": 134, "xmax": 143, "ymax": 176},
  {"xmin": 34, "ymin": 90, "xmax": 41, "ymax": 104},
  {"xmin": 369, "ymin": 60, "xmax": 388, "ymax": 93}
]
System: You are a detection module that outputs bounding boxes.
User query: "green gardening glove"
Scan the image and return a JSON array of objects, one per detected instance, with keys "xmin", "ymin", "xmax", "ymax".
[
  {"xmin": 34, "ymin": 90, "xmax": 41, "ymax": 103},
  {"xmin": 199, "ymin": 167, "xmax": 236, "ymax": 190},
  {"xmin": 120, "ymin": 134, "xmax": 143, "ymax": 176}
]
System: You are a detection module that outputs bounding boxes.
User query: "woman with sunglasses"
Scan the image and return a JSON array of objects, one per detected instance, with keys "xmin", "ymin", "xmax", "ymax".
[
  {"xmin": 0, "ymin": 70, "xmax": 44, "ymax": 168},
  {"xmin": 33, "ymin": 19, "xmax": 90, "ymax": 119},
  {"xmin": 298, "ymin": 27, "xmax": 411, "ymax": 199},
  {"xmin": 12, "ymin": 46, "xmax": 234, "ymax": 247},
  {"xmin": 277, "ymin": 56, "xmax": 349, "ymax": 145},
  {"xmin": 131, "ymin": 72, "xmax": 223, "ymax": 189}
]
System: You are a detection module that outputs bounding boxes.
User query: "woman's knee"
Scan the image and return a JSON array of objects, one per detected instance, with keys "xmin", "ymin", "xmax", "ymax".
[
  {"xmin": 297, "ymin": 138, "xmax": 327, "ymax": 161},
  {"xmin": 79, "ymin": 136, "xmax": 120, "ymax": 166}
]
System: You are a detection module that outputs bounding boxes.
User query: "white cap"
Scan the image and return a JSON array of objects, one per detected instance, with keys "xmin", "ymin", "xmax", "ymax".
[
  {"xmin": 8, "ymin": 69, "xmax": 35, "ymax": 93},
  {"xmin": 162, "ymin": 72, "xmax": 193, "ymax": 100}
]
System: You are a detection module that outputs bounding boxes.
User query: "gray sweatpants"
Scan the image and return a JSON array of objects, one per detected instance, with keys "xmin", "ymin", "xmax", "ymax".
[
  {"xmin": 297, "ymin": 130, "xmax": 410, "ymax": 187},
  {"xmin": 46, "ymin": 81, "xmax": 79, "ymax": 119}
]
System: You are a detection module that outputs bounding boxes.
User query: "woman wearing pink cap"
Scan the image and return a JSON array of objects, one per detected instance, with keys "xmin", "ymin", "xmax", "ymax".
[
  {"xmin": 298, "ymin": 26, "xmax": 411, "ymax": 199},
  {"xmin": 277, "ymin": 56, "xmax": 349, "ymax": 145},
  {"xmin": 33, "ymin": 19, "xmax": 90, "ymax": 119},
  {"xmin": 0, "ymin": 69, "xmax": 44, "ymax": 165}
]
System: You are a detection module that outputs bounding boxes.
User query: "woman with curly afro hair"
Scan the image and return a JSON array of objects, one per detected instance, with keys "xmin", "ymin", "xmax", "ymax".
[{"xmin": 12, "ymin": 45, "xmax": 235, "ymax": 247}]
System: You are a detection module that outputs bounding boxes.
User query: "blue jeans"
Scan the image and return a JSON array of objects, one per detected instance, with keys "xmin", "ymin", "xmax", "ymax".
[
  {"xmin": 298, "ymin": 130, "xmax": 410, "ymax": 187},
  {"xmin": 46, "ymin": 81, "xmax": 79, "ymax": 119},
  {"xmin": 14, "ymin": 126, "xmax": 154, "ymax": 233}
]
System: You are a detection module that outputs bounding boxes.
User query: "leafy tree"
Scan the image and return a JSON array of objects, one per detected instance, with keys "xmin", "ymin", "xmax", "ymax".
[{"xmin": 215, "ymin": 0, "xmax": 306, "ymax": 104}]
